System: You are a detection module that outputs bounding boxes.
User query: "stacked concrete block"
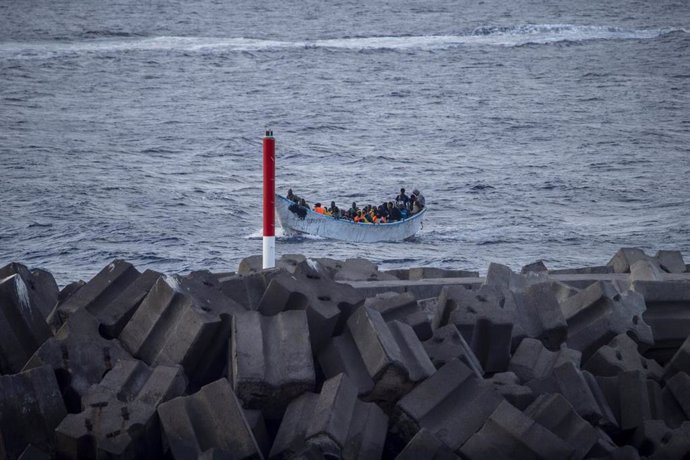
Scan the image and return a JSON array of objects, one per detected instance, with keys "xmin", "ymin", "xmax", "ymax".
[
  {"xmin": 442, "ymin": 285, "xmax": 518, "ymax": 371},
  {"xmin": 347, "ymin": 306, "xmax": 435, "ymax": 404},
  {"xmin": 527, "ymin": 361, "xmax": 617, "ymax": 428},
  {"xmin": 596, "ymin": 371, "xmax": 661, "ymax": 432},
  {"xmin": 459, "ymin": 400, "xmax": 575, "ymax": 459},
  {"xmin": 521, "ymin": 260, "xmax": 548, "ymax": 274},
  {"xmin": 509, "ymin": 338, "xmax": 581, "ymax": 383},
  {"xmin": 655, "ymin": 250, "xmax": 686, "ymax": 273},
  {"xmin": 119, "ymin": 276, "xmax": 234, "ymax": 389},
  {"xmin": 55, "ymin": 360, "xmax": 185, "ymax": 459},
  {"xmin": 584, "ymin": 333, "xmax": 663, "ymax": 380},
  {"xmin": 422, "ymin": 324, "xmax": 483, "ymax": 376},
  {"xmin": 487, "ymin": 372, "xmax": 535, "ymax": 410},
  {"xmin": 317, "ymin": 330, "xmax": 374, "ymax": 396},
  {"xmin": 158, "ymin": 378, "xmax": 263, "ymax": 459},
  {"xmin": 392, "ymin": 359, "xmax": 504, "ymax": 453},
  {"xmin": 244, "ymin": 410, "xmax": 270, "ymax": 458},
  {"xmin": 0, "ymin": 262, "xmax": 58, "ymax": 321},
  {"xmin": 663, "ymin": 333, "xmax": 690, "ymax": 379},
  {"xmin": 559, "ymin": 281, "xmax": 653, "ymax": 359},
  {"xmin": 632, "ymin": 420, "xmax": 690, "ymax": 460},
  {"xmin": 49, "ymin": 260, "xmax": 147, "ymax": 330},
  {"xmin": 237, "ymin": 253, "xmax": 306, "ymax": 275},
  {"xmin": 230, "ymin": 310, "xmax": 315, "ymax": 418},
  {"xmin": 23, "ymin": 309, "xmax": 132, "ymax": 411},
  {"xmin": 512, "ymin": 282, "xmax": 568, "ymax": 349},
  {"xmin": 664, "ymin": 372, "xmax": 690, "ymax": 420},
  {"xmin": 0, "ymin": 365, "xmax": 67, "ymax": 459},
  {"xmin": 270, "ymin": 373, "xmax": 388, "ymax": 459},
  {"xmin": 484, "ymin": 262, "xmax": 528, "ymax": 291},
  {"xmin": 525, "ymin": 393, "xmax": 599, "ymax": 460},
  {"xmin": 218, "ymin": 269, "xmax": 279, "ymax": 311},
  {"xmin": 175, "ymin": 270, "xmax": 248, "ymax": 317},
  {"xmin": 18, "ymin": 445, "xmax": 51, "ymax": 460},
  {"xmin": 408, "ymin": 267, "xmax": 479, "ymax": 280},
  {"xmin": 632, "ymin": 280, "xmax": 690, "ymax": 363},
  {"xmin": 365, "ymin": 291, "xmax": 432, "ymax": 340},
  {"xmin": 0, "ymin": 273, "xmax": 52, "ymax": 374},
  {"xmin": 257, "ymin": 270, "xmax": 364, "ymax": 351},
  {"xmin": 395, "ymin": 428, "xmax": 459, "ymax": 460},
  {"xmin": 607, "ymin": 248, "xmax": 653, "ymax": 273},
  {"xmin": 328, "ymin": 257, "xmax": 399, "ymax": 282}
]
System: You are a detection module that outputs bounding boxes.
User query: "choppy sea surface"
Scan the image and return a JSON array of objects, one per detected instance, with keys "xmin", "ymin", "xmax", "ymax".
[{"xmin": 1, "ymin": 0, "xmax": 689, "ymax": 286}]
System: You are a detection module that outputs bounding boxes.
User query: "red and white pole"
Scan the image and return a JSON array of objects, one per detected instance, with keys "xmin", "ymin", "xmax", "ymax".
[{"xmin": 262, "ymin": 130, "xmax": 276, "ymax": 269}]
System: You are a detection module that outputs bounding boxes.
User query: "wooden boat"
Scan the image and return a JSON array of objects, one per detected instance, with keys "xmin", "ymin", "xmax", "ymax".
[{"xmin": 275, "ymin": 194, "xmax": 426, "ymax": 243}]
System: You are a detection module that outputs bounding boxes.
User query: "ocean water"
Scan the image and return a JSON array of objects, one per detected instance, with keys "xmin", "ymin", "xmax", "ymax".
[{"xmin": 1, "ymin": 0, "xmax": 689, "ymax": 286}]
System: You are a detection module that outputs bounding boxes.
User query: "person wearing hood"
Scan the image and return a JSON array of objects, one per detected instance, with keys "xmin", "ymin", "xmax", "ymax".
[{"xmin": 412, "ymin": 188, "xmax": 425, "ymax": 208}]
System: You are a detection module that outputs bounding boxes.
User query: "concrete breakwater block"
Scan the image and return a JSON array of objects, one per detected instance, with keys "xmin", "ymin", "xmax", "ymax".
[
  {"xmin": 632, "ymin": 420, "xmax": 690, "ymax": 460},
  {"xmin": 392, "ymin": 359, "xmax": 504, "ymax": 453},
  {"xmin": 230, "ymin": 310, "xmax": 315, "ymax": 418},
  {"xmin": 347, "ymin": 306, "xmax": 435, "ymax": 405},
  {"xmin": 663, "ymin": 333, "xmax": 690, "ymax": 380},
  {"xmin": 512, "ymin": 282, "xmax": 568, "ymax": 350},
  {"xmin": 317, "ymin": 329, "xmax": 375, "ymax": 396},
  {"xmin": 23, "ymin": 309, "xmax": 132, "ymax": 411},
  {"xmin": 270, "ymin": 373, "xmax": 388, "ymax": 459},
  {"xmin": 422, "ymin": 324, "xmax": 483, "ymax": 377},
  {"xmin": 0, "ymin": 262, "xmax": 58, "ymax": 322},
  {"xmin": 119, "ymin": 275, "xmax": 235, "ymax": 389},
  {"xmin": 0, "ymin": 273, "xmax": 52, "ymax": 374},
  {"xmin": 157, "ymin": 378, "xmax": 263, "ymax": 459},
  {"xmin": 218, "ymin": 269, "xmax": 280, "ymax": 311},
  {"xmin": 559, "ymin": 281, "xmax": 653, "ymax": 360},
  {"xmin": 257, "ymin": 270, "xmax": 364, "ymax": 352},
  {"xmin": 55, "ymin": 360, "xmax": 185, "ymax": 459},
  {"xmin": 525, "ymin": 393, "xmax": 599, "ymax": 460},
  {"xmin": 633, "ymin": 280, "xmax": 690, "ymax": 363},
  {"xmin": 584, "ymin": 333, "xmax": 663, "ymax": 381},
  {"xmin": 365, "ymin": 291, "xmax": 432, "ymax": 340},
  {"xmin": 459, "ymin": 400, "xmax": 576, "ymax": 459},
  {"xmin": 509, "ymin": 337, "xmax": 581, "ymax": 382},
  {"xmin": 596, "ymin": 370, "xmax": 663, "ymax": 433},
  {"xmin": 0, "ymin": 365, "xmax": 67, "ymax": 459},
  {"xmin": 48, "ymin": 260, "xmax": 156, "ymax": 334},
  {"xmin": 486, "ymin": 372, "xmax": 535, "ymax": 410},
  {"xmin": 395, "ymin": 428, "xmax": 459, "ymax": 460}
]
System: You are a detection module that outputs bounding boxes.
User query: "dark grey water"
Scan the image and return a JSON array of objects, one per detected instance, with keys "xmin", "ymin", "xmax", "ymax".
[{"xmin": 1, "ymin": 0, "xmax": 689, "ymax": 286}]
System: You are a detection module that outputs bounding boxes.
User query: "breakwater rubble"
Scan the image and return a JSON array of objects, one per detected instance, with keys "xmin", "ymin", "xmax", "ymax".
[{"xmin": 0, "ymin": 247, "xmax": 689, "ymax": 459}]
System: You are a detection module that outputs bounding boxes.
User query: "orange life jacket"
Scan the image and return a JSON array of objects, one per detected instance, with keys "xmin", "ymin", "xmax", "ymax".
[{"xmin": 314, "ymin": 206, "xmax": 326, "ymax": 215}]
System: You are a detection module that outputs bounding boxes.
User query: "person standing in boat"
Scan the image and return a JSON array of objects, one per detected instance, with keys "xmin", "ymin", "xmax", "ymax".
[
  {"xmin": 396, "ymin": 188, "xmax": 409, "ymax": 207},
  {"xmin": 412, "ymin": 189, "xmax": 425, "ymax": 208},
  {"xmin": 287, "ymin": 189, "xmax": 301, "ymax": 204}
]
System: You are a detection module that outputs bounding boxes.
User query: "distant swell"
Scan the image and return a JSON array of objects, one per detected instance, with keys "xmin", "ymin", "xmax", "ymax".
[{"xmin": 1, "ymin": 24, "xmax": 687, "ymax": 58}]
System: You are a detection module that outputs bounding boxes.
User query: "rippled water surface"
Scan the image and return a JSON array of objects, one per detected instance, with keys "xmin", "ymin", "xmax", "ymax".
[{"xmin": 1, "ymin": 0, "xmax": 689, "ymax": 285}]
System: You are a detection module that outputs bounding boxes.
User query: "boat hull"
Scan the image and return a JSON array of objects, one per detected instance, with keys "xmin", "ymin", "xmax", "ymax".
[{"xmin": 275, "ymin": 195, "xmax": 426, "ymax": 243}]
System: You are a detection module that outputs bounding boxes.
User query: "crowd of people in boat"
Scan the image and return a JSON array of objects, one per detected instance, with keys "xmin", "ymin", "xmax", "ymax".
[{"xmin": 286, "ymin": 187, "xmax": 425, "ymax": 223}]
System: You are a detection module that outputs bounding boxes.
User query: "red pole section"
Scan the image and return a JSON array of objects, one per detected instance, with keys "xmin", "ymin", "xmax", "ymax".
[{"xmin": 262, "ymin": 130, "xmax": 275, "ymax": 237}]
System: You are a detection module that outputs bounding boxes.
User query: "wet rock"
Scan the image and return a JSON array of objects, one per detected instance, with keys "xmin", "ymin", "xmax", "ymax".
[
  {"xmin": 0, "ymin": 366, "xmax": 66, "ymax": 459},
  {"xmin": 0, "ymin": 273, "xmax": 52, "ymax": 374},
  {"xmin": 230, "ymin": 310, "xmax": 315, "ymax": 418},
  {"xmin": 158, "ymin": 378, "xmax": 263, "ymax": 459}
]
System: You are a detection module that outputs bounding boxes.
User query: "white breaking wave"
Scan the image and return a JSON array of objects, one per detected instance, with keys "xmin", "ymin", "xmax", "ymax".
[{"xmin": 0, "ymin": 24, "xmax": 686, "ymax": 58}]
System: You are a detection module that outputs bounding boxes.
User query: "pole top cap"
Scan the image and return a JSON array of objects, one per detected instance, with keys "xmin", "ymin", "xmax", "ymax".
[{"xmin": 265, "ymin": 129, "xmax": 274, "ymax": 137}]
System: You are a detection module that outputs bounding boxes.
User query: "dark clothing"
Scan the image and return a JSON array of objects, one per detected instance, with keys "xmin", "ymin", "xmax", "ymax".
[
  {"xmin": 389, "ymin": 207, "xmax": 402, "ymax": 221},
  {"xmin": 396, "ymin": 193, "xmax": 409, "ymax": 205}
]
